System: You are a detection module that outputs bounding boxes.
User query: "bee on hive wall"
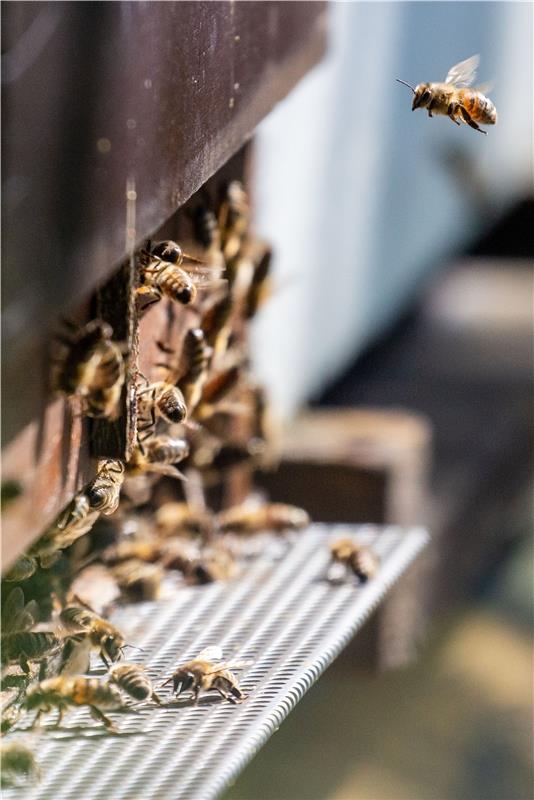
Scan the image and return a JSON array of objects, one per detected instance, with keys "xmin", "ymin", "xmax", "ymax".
[
  {"xmin": 137, "ymin": 239, "xmax": 225, "ymax": 309},
  {"xmin": 397, "ymin": 54, "xmax": 497, "ymax": 134},
  {"xmin": 51, "ymin": 319, "xmax": 125, "ymax": 419}
]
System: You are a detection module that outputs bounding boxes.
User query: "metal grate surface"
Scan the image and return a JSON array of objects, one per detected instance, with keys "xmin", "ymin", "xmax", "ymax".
[{"xmin": 6, "ymin": 525, "xmax": 428, "ymax": 800}]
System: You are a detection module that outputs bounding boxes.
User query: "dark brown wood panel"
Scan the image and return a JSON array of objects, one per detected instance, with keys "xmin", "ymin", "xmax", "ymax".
[{"xmin": 2, "ymin": 0, "xmax": 327, "ymax": 444}]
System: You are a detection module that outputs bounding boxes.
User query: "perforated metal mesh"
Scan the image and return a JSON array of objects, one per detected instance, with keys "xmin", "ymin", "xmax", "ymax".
[{"xmin": 5, "ymin": 524, "xmax": 428, "ymax": 800}]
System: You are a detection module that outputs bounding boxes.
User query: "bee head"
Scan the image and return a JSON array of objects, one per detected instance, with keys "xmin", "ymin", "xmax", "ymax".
[
  {"xmin": 412, "ymin": 83, "xmax": 432, "ymax": 111},
  {"xmin": 152, "ymin": 240, "xmax": 183, "ymax": 265},
  {"xmin": 173, "ymin": 670, "xmax": 195, "ymax": 695},
  {"xmin": 103, "ymin": 634, "xmax": 123, "ymax": 662}
]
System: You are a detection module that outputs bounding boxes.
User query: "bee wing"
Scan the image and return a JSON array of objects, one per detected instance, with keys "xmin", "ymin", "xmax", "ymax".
[
  {"xmin": 2, "ymin": 587, "xmax": 24, "ymax": 629},
  {"xmin": 197, "ymin": 645, "xmax": 224, "ymax": 661},
  {"xmin": 445, "ymin": 54, "xmax": 479, "ymax": 86},
  {"xmin": 223, "ymin": 658, "xmax": 254, "ymax": 672},
  {"xmin": 475, "ymin": 81, "xmax": 494, "ymax": 95},
  {"xmin": 145, "ymin": 463, "xmax": 187, "ymax": 481}
]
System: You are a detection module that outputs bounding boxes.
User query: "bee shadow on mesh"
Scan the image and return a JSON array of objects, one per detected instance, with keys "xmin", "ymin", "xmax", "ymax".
[
  {"xmin": 43, "ymin": 725, "xmax": 145, "ymax": 740},
  {"xmin": 160, "ymin": 694, "xmax": 234, "ymax": 710}
]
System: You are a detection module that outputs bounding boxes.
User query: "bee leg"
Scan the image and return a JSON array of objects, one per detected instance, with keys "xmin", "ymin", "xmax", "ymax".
[
  {"xmin": 447, "ymin": 103, "xmax": 461, "ymax": 126},
  {"xmin": 459, "ymin": 106, "xmax": 487, "ymax": 134},
  {"xmin": 151, "ymin": 691, "xmax": 163, "ymax": 706},
  {"xmin": 53, "ymin": 708, "xmax": 64, "ymax": 728},
  {"xmin": 19, "ymin": 655, "xmax": 31, "ymax": 675},
  {"xmin": 89, "ymin": 705, "xmax": 117, "ymax": 732},
  {"xmin": 30, "ymin": 710, "xmax": 43, "ymax": 729},
  {"xmin": 192, "ymin": 687, "xmax": 201, "ymax": 705},
  {"xmin": 100, "ymin": 649, "xmax": 111, "ymax": 670}
]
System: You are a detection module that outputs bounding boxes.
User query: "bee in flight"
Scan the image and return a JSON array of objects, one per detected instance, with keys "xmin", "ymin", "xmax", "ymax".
[
  {"xmin": 396, "ymin": 54, "xmax": 497, "ymax": 134},
  {"xmin": 137, "ymin": 239, "xmax": 225, "ymax": 310},
  {"xmin": 161, "ymin": 646, "xmax": 250, "ymax": 705},
  {"xmin": 1, "ymin": 588, "xmax": 60, "ymax": 674}
]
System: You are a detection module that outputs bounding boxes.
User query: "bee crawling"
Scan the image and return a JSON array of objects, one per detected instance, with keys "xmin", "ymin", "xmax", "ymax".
[
  {"xmin": 85, "ymin": 459, "xmax": 125, "ymax": 515},
  {"xmin": 329, "ymin": 538, "xmax": 379, "ymax": 584},
  {"xmin": 107, "ymin": 663, "xmax": 162, "ymax": 705},
  {"xmin": 24, "ymin": 676, "xmax": 123, "ymax": 731},
  {"xmin": 57, "ymin": 599, "xmax": 126, "ymax": 668},
  {"xmin": 161, "ymin": 646, "xmax": 251, "ymax": 705},
  {"xmin": 216, "ymin": 502, "xmax": 310, "ymax": 536}
]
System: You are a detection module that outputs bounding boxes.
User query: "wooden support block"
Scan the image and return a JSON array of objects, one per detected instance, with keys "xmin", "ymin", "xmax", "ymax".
[{"xmin": 258, "ymin": 408, "xmax": 434, "ymax": 668}]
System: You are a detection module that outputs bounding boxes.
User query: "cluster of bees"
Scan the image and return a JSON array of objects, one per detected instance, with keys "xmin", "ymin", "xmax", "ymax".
[{"xmin": 1, "ymin": 181, "xmax": 381, "ymax": 786}]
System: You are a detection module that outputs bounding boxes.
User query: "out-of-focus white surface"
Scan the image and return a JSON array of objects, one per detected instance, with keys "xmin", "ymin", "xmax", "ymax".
[{"xmin": 251, "ymin": 1, "xmax": 533, "ymax": 419}]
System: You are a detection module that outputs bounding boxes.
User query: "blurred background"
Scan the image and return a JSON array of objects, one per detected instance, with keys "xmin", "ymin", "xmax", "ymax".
[{"xmin": 228, "ymin": 2, "xmax": 533, "ymax": 798}]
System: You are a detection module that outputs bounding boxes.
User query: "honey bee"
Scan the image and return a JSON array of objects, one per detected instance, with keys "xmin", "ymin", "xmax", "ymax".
[
  {"xmin": 107, "ymin": 663, "xmax": 162, "ymax": 704},
  {"xmin": 329, "ymin": 538, "xmax": 379, "ymax": 583},
  {"xmin": 216, "ymin": 502, "xmax": 310, "ymax": 535},
  {"xmin": 1, "ymin": 588, "xmax": 61, "ymax": 674},
  {"xmin": 155, "ymin": 501, "xmax": 214, "ymax": 540},
  {"xmin": 48, "ymin": 634, "xmax": 93, "ymax": 677},
  {"xmin": 58, "ymin": 600, "xmax": 126, "ymax": 668},
  {"xmin": 177, "ymin": 328, "xmax": 213, "ymax": 413},
  {"xmin": 128, "ymin": 435, "xmax": 190, "ymax": 480},
  {"xmin": 183, "ymin": 547, "xmax": 237, "ymax": 585},
  {"xmin": 137, "ymin": 379, "xmax": 188, "ymax": 445},
  {"xmin": 52, "ymin": 319, "xmax": 125, "ymax": 419},
  {"xmin": 24, "ymin": 676, "xmax": 123, "ymax": 730},
  {"xmin": 161, "ymin": 646, "xmax": 249, "ymax": 704},
  {"xmin": 192, "ymin": 206, "xmax": 224, "ymax": 262},
  {"xmin": 1, "ymin": 741, "xmax": 39, "ymax": 787},
  {"xmin": 30, "ymin": 493, "xmax": 98, "ymax": 567},
  {"xmin": 85, "ymin": 459, "xmax": 125, "ymax": 514},
  {"xmin": 3, "ymin": 554, "xmax": 38, "ymax": 582},
  {"xmin": 137, "ymin": 239, "xmax": 224, "ymax": 309},
  {"xmin": 396, "ymin": 54, "xmax": 497, "ymax": 134},
  {"xmin": 200, "ymin": 292, "xmax": 234, "ymax": 360},
  {"xmin": 101, "ymin": 538, "xmax": 162, "ymax": 565},
  {"xmin": 110, "ymin": 558, "xmax": 163, "ymax": 601},
  {"xmin": 244, "ymin": 246, "xmax": 272, "ymax": 320},
  {"xmin": 218, "ymin": 181, "xmax": 250, "ymax": 260}
]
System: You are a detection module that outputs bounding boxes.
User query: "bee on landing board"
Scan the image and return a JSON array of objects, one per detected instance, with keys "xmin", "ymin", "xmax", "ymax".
[
  {"xmin": 24, "ymin": 676, "xmax": 123, "ymax": 731},
  {"xmin": 396, "ymin": 54, "xmax": 497, "ymax": 134},
  {"xmin": 161, "ymin": 646, "xmax": 250, "ymax": 704},
  {"xmin": 329, "ymin": 538, "xmax": 379, "ymax": 584},
  {"xmin": 107, "ymin": 663, "xmax": 162, "ymax": 705},
  {"xmin": 58, "ymin": 599, "xmax": 126, "ymax": 668}
]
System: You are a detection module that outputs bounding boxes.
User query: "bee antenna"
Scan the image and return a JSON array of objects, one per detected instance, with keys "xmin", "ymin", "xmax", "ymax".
[
  {"xmin": 123, "ymin": 643, "xmax": 145, "ymax": 653},
  {"xmin": 396, "ymin": 78, "xmax": 416, "ymax": 94}
]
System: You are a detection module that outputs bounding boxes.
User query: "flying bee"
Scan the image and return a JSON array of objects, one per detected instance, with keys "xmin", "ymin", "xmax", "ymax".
[
  {"xmin": 396, "ymin": 54, "xmax": 497, "ymax": 134},
  {"xmin": 47, "ymin": 634, "xmax": 93, "ymax": 677},
  {"xmin": 30, "ymin": 493, "xmax": 98, "ymax": 567},
  {"xmin": 136, "ymin": 379, "xmax": 188, "ymax": 445},
  {"xmin": 218, "ymin": 181, "xmax": 250, "ymax": 260},
  {"xmin": 137, "ymin": 239, "xmax": 225, "ymax": 310},
  {"xmin": 58, "ymin": 600, "xmax": 126, "ymax": 668},
  {"xmin": 177, "ymin": 328, "xmax": 213, "ymax": 413},
  {"xmin": 107, "ymin": 663, "xmax": 162, "ymax": 704},
  {"xmin": 3, "ymin": 554, "xmax": 38, "ymax": 581},
  {"xmin": 24, "ymin": 676, "xmax": 123, "ymax": 730},
  {"xmin": 1, "ymin": 742, "xmax": 40, "ymax": 787},
  {"xmin": 85, "ymin": 459, "xmax": 125, "ymax": 515},
  {"xmin": 216, "ymin": 502, "xmax": 310, "ymax": 535},
  {"xmin": 1, "ymin": 588, "xmax": 61, "ymax": 674},
  {"xmin": 51, "ymin": 318, "xmax": 125, "ymax": 419},
  {"xmin": 329, "ymin": 538, "xmax": 379, "ymax": 583},
  {"xmin": 128, "ymin": 435, "xmax": 190, "ymax": 480},
  {"xmin": 161, "ymin": 646, "xmax": 250, "ymax": 705}
]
